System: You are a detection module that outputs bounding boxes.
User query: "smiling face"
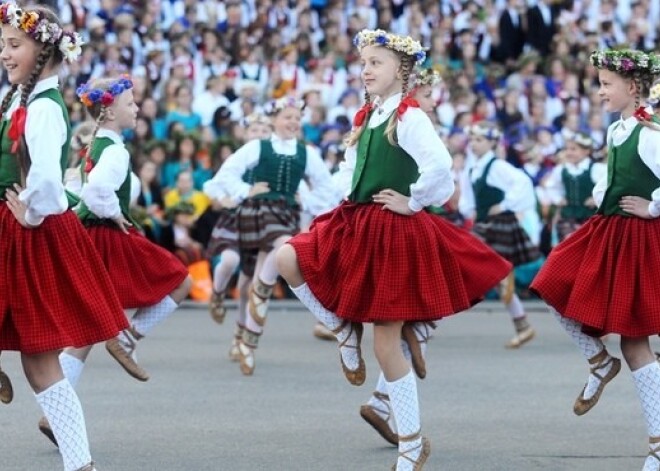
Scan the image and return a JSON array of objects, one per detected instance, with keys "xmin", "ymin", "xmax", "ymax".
[
  {"xmin": 360, "ymin": 45, "xmax": 402, "ymax": 100},
  {"xmin": 272, "ymin": 106, "xmax": 301, "ymax": 140},
  {"xmin": 598, "ymin": 69, "xmax": 637, "ymax": 116},
  {"xmin": 0, "ymin": 25, "xmax": 42, "ymax": 85}
]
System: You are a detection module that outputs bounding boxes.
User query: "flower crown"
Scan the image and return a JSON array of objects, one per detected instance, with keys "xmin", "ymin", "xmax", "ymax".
[
  {"xmin": 468, "ymin": 123, "xmax": 501, "ymax": 141},
  {"xmin": 76, "ymin": 75, "xmax": 133, "ymax": 108},
  {"xmin": 648, "ymin": 81, "xmax": 660, "ymax": 106},
  {"xmin": 240, "ymin": 112, "xmax": 271, "ymax": 128},
  {"xmin": 590, "ymin": 49, "xmax": 660, "ymax": 77},
  {"xmin": 0, "ymin": 2, "xmax": 84, "ymax": 63},
  {"xmin": 353, "ymin": 29, "xmax": 426, "ymax": 65},
  {"xmin": 414, "ymin": 67, "xmax": 442, "ymax": 87},
  {"xmin": 564, "ymin": 131, "xmax": 593, "ymax": 149},
  {"xmin": 263, "ymin": 96, "xmax": 305, "ymax": 116}
]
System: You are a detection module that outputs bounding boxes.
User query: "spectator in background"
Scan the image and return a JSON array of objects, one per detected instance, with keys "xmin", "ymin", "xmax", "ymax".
[{"xmin": 164, "ymin": 170, "xmax": 211, "ymax": 218}]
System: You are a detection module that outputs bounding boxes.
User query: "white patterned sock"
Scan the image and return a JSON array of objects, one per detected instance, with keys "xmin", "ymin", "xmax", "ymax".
[
  {"xmin": 551, "ymin": 308, "xmax": 608, "ymax": 400},
  {"xmin": 290, "ymin": 283, "xmax": 359, "ymax": 370},
  {"xmin": 633, "ymin": 362, "xmax": 660, "ymax": 471},
  {"xmin": 213, "ymin": 249, "xmax": 240, "ymax": 292},
  {"xmin": 132, "ymin": 296, "xmax": 178, "ymax": 337},
  {"xmin": 368, "ymin": 373, "xmax": 398, "ymax": 432},
  {"xmin": 35, "ymin": 379, "xmax": 92, "ymax": 471},
  {"xmin": 411, "ymin": 322, "xmax": 432, "ymax": 358},
  {"xmin": 386, "ymin": 370, "xmax": 422, "ymax": 471},
  {"xmin": 59, "ymin": 353, "xmax": 85, "ymax": 389}
]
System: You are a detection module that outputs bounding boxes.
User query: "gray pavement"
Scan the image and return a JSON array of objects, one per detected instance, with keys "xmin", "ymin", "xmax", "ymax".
[{"xmin": 0, "ymin": 300, "xmax": 654, "ymax": 470}]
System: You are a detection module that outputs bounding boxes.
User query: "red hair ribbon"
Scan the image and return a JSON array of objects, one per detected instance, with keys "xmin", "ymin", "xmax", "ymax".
[
  {"xmin": 634, "ymin": 106, "xmax": 652, "ymax": 122},
  {"xmin": 84, "ymin": 155, "xmax": 94, "ymax": 173},
  {"xmin": 8, "ymin": 105, "xmax": 27, "ymax": 154},
  {"xmin": 397, "ymin": 96, "xmax": 420, "ymax": 121},
  {"xmin": 353, "ymin": 103, "xmax": 373, "ymax": 127}
]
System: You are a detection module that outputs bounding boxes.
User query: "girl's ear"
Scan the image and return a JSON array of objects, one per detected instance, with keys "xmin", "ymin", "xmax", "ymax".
[{"xmin": 104, "ymin": 106, "xmax": 115, "ymax": 122}]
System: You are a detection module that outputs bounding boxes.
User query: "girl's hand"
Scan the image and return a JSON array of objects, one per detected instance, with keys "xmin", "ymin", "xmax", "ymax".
[
  {"xmin": 372, "ymin": 189, "xmax": 414, "ymax": 216},
  {"xmin": 488, "ymin": 204, "xmax": 502, "ymax": 216},
  {"xmin": 583, "ymin": 196, "xmax": 596, "ymax": 208},
  {"xmin": 5, "ymin": 184, "xmax": 37, "ymax": 229},
  {"xmin": 248, "ymin": 182, "xmax": 270, "ymax": 197},
  {"xmin": 113, "ymin": 215, "xmax": 133, "ymax": 234},
  {"xmin": 620, "ymin": 196, "xmax": 654, "ymax": 218}
]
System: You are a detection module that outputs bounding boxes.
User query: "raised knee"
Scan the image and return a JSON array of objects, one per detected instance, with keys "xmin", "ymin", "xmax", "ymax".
[{"xmin": 275, "ymin": 244, "xmax": 297, "ymax": 279}]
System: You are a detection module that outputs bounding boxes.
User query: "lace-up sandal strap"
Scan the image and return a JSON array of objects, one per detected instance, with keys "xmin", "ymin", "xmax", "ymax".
[
  {"xmin": 392, "ymin": 431, "xmax": 431, "ymax": 470},
  {"xmin": 373, "ymin": 391, "xmax": 390, "ymax": 402},
  {"xmin": 649, "ymin": 437, "xmax": 660, "ymax": 462}
]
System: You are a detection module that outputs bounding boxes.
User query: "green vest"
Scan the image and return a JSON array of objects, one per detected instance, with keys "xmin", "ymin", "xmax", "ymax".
[
  {"xmin": 560, "ymin": 161, "xmax": 596, "ymax": 220},
  {"xmin": 472, "ymin": 157, "xmax": 504, "ymax": 222},
  {"xmin": 0, "ymin": 89, "xmax": 71, "ymax": 199},
  {"xmin": 349, "ymin": 113, "xmax": 420, "ymax": 203},
  {"xmin": 77, "ymin": 136, "xmax": 138, "ymax": 227},
  {"xmin": 250, "ymin": 139, "xmax": 307, "ymax": 206},
  {"xmin": 597, "ymin": 123, "xmax": 660, "ymax": 216}
]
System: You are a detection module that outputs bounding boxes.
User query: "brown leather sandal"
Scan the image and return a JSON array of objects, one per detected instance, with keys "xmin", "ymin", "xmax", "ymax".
[
  {"xmin": 0, "ymin": 366, "xmax": 13, "ymax": 404},
  {"xmin": 229, "ymin": 324, "xmax": 244, "ymax": 362},
  {"xmin": 248, "ymin": 279, "xmax": 274, "ymax": 326},
  {"xmin": 401, "ymin": 322, "xmax": 435, "ymax": 379},
  {"xmin": 238, "ymin": 328, "xmax": 261, "ymax": 376},
  {"xmin": 573, "ymin": 349, "xmax": 621, "ymax": 416},
  {"xmin": 75, "ymin": 461, "xmax": 97, "ymax": 471},
  {"xmin": 209, "ymin": 290, "xmax": 227, "ymax": 324},
  {"xmin": 105, "ymin": 327, "xmax": 149, "ymax": 382},
  {"xmin": 648, "ymin": 436, "xmax": 660, "ymax": 465},
  {"xmin": 391, "ymin": 431, "xmax": 431, "ymax": 470},
  {"xmin": 38, "ymin": 416, "xmax": 58, "ymax": 447},
  {"xmin": 359, "ymin": 391, "xmax": 398, "ymax": 446},
  {"xmin": 334, "ymin": 321, "xmax": 365, "ymax": 386}
]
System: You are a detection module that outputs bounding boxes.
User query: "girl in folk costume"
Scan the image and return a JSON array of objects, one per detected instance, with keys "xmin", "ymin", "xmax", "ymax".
[
  {"xmin": 203, "ymin": 112, "xmax": 272, "ymax": 361},
  {"xmin": 463, "ymin": 122, "xmax": 540, "ymax": 349},
  {"xmin": 213, "ymin": 96, "xmax": 336, "ymax": 376},
  {"xmin": 0, "ymin": 4, "xmax": 126, "ymax": 471},
  {"xmin": 543, "ymin": 131, "xmax": 606, "ymax": 242},
  {"xmin": 531, "ymin": 49, "xmax": 660, "ymax": 471},
  {"xmin": 276, "ymin": 29, "xmax": 511, "ymax": 470}
]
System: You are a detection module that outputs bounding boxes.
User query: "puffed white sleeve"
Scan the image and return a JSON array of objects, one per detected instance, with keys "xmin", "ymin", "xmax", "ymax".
[
  {"xmin": 332, "ymin": 143, "xmax": 356, "ymax": 200},
  {"xmin": 80, "ymin": 144, "xmax": 130, "ymax": 219},
  {"xmin": 130, "ymin": 171, "xmax": 140, "ymax": 205},
  {"xmin": 302, "ymin": 144, "xmax": 340, "ymax": 214},
  {"xmin": 18, "ymin": 98, "xmax": 68, "ymax": 226},
  {"xmin": 488, "ymin": 160, "xmax": 536, "ymax": 213},
  {"xmin": 543, "ymin": 165, "xmax": 566, "ymax": 205},
  {"xmin": 637, "ymin": 127, "xmax": 660, "ymax": 217},
  {"xmin": 396, "ymin": 108, "xmax": 454, "ymax": 212},
  {"xmin": 211, "ymin": 139, "xmax": 261, "ymax": 203}
]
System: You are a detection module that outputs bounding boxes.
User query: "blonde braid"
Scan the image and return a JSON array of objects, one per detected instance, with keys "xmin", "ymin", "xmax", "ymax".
[
  {"xmin": 82, "ymin": 107, "xmax": 107, "ymax": 183},
  {"xmin": 384, "ymin": 55, "xmax": 414, "ymax": 147},
  {"xmin": 345, "ymin": 89, "xmax": 372, "ymax": 147},
  {"xmin": 0, "ymin": 85, "xmax": 19, "ymax": 120}
]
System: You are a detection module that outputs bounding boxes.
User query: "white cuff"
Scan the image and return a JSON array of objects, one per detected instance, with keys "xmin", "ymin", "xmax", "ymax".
[
  {"xmin": 408, "ymin": 197, "xmax": 424, "ymax": 213},
  {"xmin": 24, "ymin": 208, "xmax": 44, "ymax": 227},
  {"xmin": 648, "ymin": 201, "xmax": 660, "ymax": 218}
]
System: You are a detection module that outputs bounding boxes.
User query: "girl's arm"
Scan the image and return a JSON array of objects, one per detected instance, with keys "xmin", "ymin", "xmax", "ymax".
[
  {"xmin": 18, "ymin": 98, "xmax": 68, "ymax": 226},
  {"xmin": 80, "ymin": 145, "xmax": 130, "ymax": 219},
  {"xmin": 543, "ymin": 164, "xmax": 566, "ymax": 205},
  {"xmin": 636, "ymin": 127, "xmax": 660, "ymax": 217},
  {"xmin": 487, "ymin": 159, "xmax": 536, "ymax": 213},
  {"xmin": 204, "ymin": 139, "xmax": 261, "ymax": 202},
  {"xmin": 397, "ymin": 107, "xmax": 454, "ymax": 211},
  {"xmin": 331, "ymin": 143, "xmax": 356, "ymax": 200},
  {"xmin": 302, "ymin": 145, "xmax": 340, "ymax": 214}
]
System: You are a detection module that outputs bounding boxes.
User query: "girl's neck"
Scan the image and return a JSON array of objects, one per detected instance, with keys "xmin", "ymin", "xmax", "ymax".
[
  {"xmin": 100, "ymin": 123, "xmax": 122, "ymax": 135},
  {"xmin": 620, "ymin": 102, "xmax": 637, "ymax": 120},
  {"xmin": 377, "ymin": 89, "xmax": 401, "ymax": 103}
]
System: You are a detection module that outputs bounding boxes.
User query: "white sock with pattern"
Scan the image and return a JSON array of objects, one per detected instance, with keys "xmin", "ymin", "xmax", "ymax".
[
  {"xmin": 35, "ymin": 379, "xmax": 92, "ymax": 471},
  {"xmin": 213, "ymin": 249, "xmax": 240, "ymax": 292},
  {"xmin": 551, "ymin": 309, "xmax": 609, "ymax": 400},
  {"xmin": 386, "ymin": 370, "xmax": 422, "ymax": 470},
  {"xmin": 132, "ymin": 296, "xmax": 178, "ymax": 337},
  {"xmin": 632, "ymin": 362, "xmax": 660, "ymax": 471},
  {"xmin": 291, "ymin": 283, "xmax": 360, "ymax": 370},
  {"xmin": 368, "ymin": 373, "xmax": 398, "ymax": 432},
  {"xmin": 59, "ymin": 353, "xmax": 85, "ymax": 389}
]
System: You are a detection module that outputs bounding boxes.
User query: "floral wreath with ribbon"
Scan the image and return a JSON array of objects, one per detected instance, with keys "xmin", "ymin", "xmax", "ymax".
[
  {"xmin": 263, "ymin": 96, "xmax": 305, "ymax": 116},
  {"xmin": 240, "ymin": 112, "xmax": 271, "ymax": 128},
  {"xmin": 468, "ymin": 123, "xmax": 502, "ymax": 141},
  {"xmin": 76, "ymin": 75, "xmax": 133, "ymax": 109},
  {"xmin": 0, "ymin": 2, "xmax": 84, "ymax": 63},
  {"xmin": 413, "ymin": 67, "xmax": 442, "ymax": 88},
  {"xmin": 353, "ymin": 29, "xmax": 426, "ymax": 65},
  {"xmin": 564, "ymin": 131, "xmax": 594, "ymax": 149}
]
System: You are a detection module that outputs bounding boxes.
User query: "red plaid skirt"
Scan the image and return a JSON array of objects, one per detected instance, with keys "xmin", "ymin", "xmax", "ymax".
[
  {"xmin": 86, "ymin": 226, "xmax": 188, "ymax": 308},
  {"xmin": 530, "ymin": 215, "xmax": 660, "ymax": 337},
  {"xmin": 0, "ymin": 206, "xmax": 128, "ymax": 354},
  {"xmin": 289, "ymin": 202, "xmax": 512, "ymax": 322}
]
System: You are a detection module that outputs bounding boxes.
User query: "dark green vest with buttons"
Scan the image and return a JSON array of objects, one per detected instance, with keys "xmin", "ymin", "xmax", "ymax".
[
  {"xmin": 597, "ymin": 123, "xmax": 660, "ymax": 216},
  {"xmin": 250, "ymin": 140, "xmax": 307, "ymax": 206},
  {"xmin": 472, "ymin": 157, "xmax": 504, "ymax": 222},
  {"xmin": 349, "ymin": 113, "xmax": 420, "ymax": 203},
  {"xmin": 561, "ymin": 161, "xmax": 596, "ymax": 220},
  {"xmin": 77, "ymin": 137, "xmax": 138, "ymax": 227},
  {"xmin": 0, "ymin": 89, "xmax": 71, "ymax": 200}
]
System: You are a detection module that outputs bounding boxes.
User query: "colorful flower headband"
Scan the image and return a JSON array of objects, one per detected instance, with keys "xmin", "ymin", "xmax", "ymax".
[
  {"xmin": 0, "ymin": 2, "xmax": 84, "ymax": 63},
  {"xmin": 590, "ymin": 49, "xmax": 660, "ymax": 77},
  {"xmin": 263, "ymin": 96, "xmax": 305, "ymax": 116},
  {"xmin": 353, "ymin": 29, "xmax": 426, "ymax": 65},
  {"xmin": 414, "ymin": 67, "xmax": 442, "ymax": 87},
  {"xmin": 468, "ymin": 123, "xmax": 501, "ymax": 141},
  {"xmin": 76, "ymin": 75, "xmax": 133, "ymax": 108},
  {"xmin": 240, "ymin": 112, "xmax": 271, "ymax": 128}
]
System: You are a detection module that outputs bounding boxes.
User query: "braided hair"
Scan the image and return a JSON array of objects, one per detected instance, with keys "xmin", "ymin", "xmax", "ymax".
[{"xmin": 384, "ymin": 53, "xmax": 414, "ymax": 147}]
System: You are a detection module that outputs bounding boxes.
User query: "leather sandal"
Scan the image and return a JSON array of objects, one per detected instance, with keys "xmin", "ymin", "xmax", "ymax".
[
  {"xmin": 334, "ymin": 321, "xmax": 365, "ymax": 386},
  {"xmin": 648, "ymin": 436, "xmax": 660, "ymax": 466},
  {"xmin": 359, "ymin": 391, "xmax": 398, "ymax": 446},
  {"xmin": 105, "ymin": 327, "xmax": 149, "ymax": 382},
  {"xmin": 573, "ymin": 349, "xmax": 621, "ymax": 416},
  {"xmin": 0, "ymin": 367, "xmax": 13, "ymax": 404},
  {"xmin": 391, "ymin": 430, "xmax": 431, "ymax": 470},
  {"xmin": 248, "ymin": 279, "xmax": 274, "ymax": 327},
  {"xmin": 238, "ymin": 328, "xmax": 261, "ymax": 376},
  {"xmin": 38, "ymin": 416, "xmax": 58, "ymax": 447},
  {"xmin": 402, "ymin": 322, "xmax": 435, "ymax": 379},
  {"xmin": 209, "ymin": 290, "xmax": 227, "ymax": 324}
]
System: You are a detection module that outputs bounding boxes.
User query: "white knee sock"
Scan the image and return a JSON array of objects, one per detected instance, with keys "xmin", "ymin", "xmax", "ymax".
[
  {"xmin": 35, "ymin": 379, "xmax": 92, "ymax": 471},
  {"xmin": 259, "ymin": 249, "xmax": 280, "ymax": 286},
  {"xmin": 237, "ymin": 273, "xmax": 249, "ymax": 327},
  {"xmin": 368, "ymin": 373, "xmax": 398, "ymax": 432},
  {"xmin": 506, "ymin": 295, "xmax": 525, "ymax": 319},
  {"xmin": 59, "ymin": 353, "xmax": 85, "ymax": 389},
  {"xmin": 213, "ymin": 249, "xmax": 240, "ymax": 293},
  {"xmin": 633, "ymin": 362, "xmax": 660, "ymax": 471},
  {"xmin": 244, "ymin": 305, "xmax": 263, "ymax": 335},
  {"xmin": 386, "ymin": 370, "xmax": 422, "ymax": 470},
  {"xmin": 132, "ymin": 296, "xmax": 178, "ymax": 337},
  {"xmin": 290, "ymin": 283, "xmax": 360, "ymax": 370}
]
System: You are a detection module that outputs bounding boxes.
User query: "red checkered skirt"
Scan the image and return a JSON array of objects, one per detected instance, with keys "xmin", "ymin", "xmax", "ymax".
[
  {"xmin": 289, "ymin": 202, "xmax": 512, "ymax": 322},
  {"xmin": 530, "ymin": 215, "xmax": 660, "ymax": 337},
  {"xmin": 86, "ymin": 226, "xmax": 189, "ymax": 308},
  {"xmin": 0, "ymin": 206, "xmax": 128, "ymax": 354}
]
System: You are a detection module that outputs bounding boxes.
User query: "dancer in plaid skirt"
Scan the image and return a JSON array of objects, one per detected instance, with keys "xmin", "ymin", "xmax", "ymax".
[
  {"xmin": 212, "ymin": 96, "xmax": 336, "ymax": 375},
  {"xmin": 277, "ymin": 30, "xmax": 512, "ymax": 470},
  {"xmin": 462, "ymin": 122, "xmax": 540, "ymax": 348},
  {"xmin": 531, "ymin": 49, "xmax": 660, "ymax": 471},
  {"xmin": 543, "ymin": 132, "xmax": 606, "ymax": 243},
  {"xmin": 0, "ymin": 5, "xmax": 127, "ymax": 470}
]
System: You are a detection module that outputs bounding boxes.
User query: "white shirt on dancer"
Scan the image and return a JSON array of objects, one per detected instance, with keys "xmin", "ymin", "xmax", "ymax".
[
  {"xmin": 12, "ymin": 75, "xmax": 68, "ymax": 226},
  {"xmin": 334, "ymin": 92, "xmax": 454, "ymax": 213},
  {"xmin": 594, "ymin": 115, "xmax": 660, "ymax": 217},
  {"xmin": 543, "ymin": 158, "xmax": 607, "ymax": 205}
]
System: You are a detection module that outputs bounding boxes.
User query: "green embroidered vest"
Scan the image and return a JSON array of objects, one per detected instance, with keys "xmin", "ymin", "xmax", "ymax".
[
  {"xmin": 250, "ymin": 139, "xmax": 307, "ymax": 206},
  {"xmin": 349, "ymin": 113, "xmax": 420, "ymax": 203},
  {"xmin": 597, "ymin": 123, "xmax": 660, "ymax": 216},
  {"xmin": 0, "ymin": 89, "xmax": 71, "ymax": 200},
  {"xmin": 560, "ymin": 161, "xmax": 596, "ymax": 220},
  {"xmin": 472, "ymin": 157, "xmax": 504, "ymax": 222},
  {"xmin": 77, "ymin": 137, "xmax": 139, "ymax": 227}
]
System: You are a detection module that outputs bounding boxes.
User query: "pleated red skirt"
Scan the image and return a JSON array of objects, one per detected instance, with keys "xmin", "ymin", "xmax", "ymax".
[
  {"xmin": 288, "ymin": 202, "xmax": 512, "ymax": 322},
  {"xmin": 0, "ymin": 205, "xmax": 128, "ymax": 354},
  {"xmin": 85, "ymin": 226, "xmax": 188, "ymax": 308},
  {"xmin": 531, "ymin": 215, "xmax": 660, "ymax": 337}
]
